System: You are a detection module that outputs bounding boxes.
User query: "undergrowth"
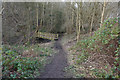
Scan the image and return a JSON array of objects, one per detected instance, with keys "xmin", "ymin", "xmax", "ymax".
[
  {"xmin": 69, "ymin": 17, "xmax": 120, "ymax": 78},
  {"xmin": 2, "ymin": 44, "xmax": 55, "ymax": 78}
]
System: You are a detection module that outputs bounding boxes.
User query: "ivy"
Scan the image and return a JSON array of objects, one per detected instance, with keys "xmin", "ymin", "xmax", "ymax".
[{"xmin": 2, "ymin": 45, "xmax": 54, "ymax": 78}]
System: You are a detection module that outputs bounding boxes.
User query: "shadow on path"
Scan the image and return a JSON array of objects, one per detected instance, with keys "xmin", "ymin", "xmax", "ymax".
[{"xmin": 40, "ymin": 37, "xmax": 70, "ymax": 78}]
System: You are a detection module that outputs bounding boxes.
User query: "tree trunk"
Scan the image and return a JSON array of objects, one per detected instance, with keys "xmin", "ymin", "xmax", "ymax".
[
  {"xmin": 77, "ymin": 2, "xmax": 82, "ymax": 42},
  {"xmin": 90, "ymin": 3, "xmax": 96, "ymax": 34},
  {"xmin": 71, "ymin": 3, "xmax": 74, "ymax": 33},
  {"xmin": 100, "ymin": 1, "xmax": 106, "ymax": 27},
  {"xmin": 76, "ymin": 3, "xmax": 79, "ymax": 42},
  {"xmin": 50, "ymin": 3, "xmax": 53, "ymax": 31},
  {"xmin": 43, "ymin": 3, "xmax": 45, "ymax": 27},
  {"xmin": 35, "ymin": 3, "xmax": 39, "ymax": 33},
  {"xmin": 28, "ymin": 7, "xmax": 31, "ymax": 44},
  {"xmin": 77, "ymin": 14, "xmax": 81, "ymax": 42}
]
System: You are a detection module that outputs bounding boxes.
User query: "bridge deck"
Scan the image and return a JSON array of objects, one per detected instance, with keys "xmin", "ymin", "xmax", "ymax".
[{"xmin": 35, "ymin": 32, "xmax": 59, "ymax": 40}]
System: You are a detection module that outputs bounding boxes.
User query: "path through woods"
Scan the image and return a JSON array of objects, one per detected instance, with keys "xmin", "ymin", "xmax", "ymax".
[{"xmin": 39, "ymin": 37, "xmax": 71, "ymax": 78}]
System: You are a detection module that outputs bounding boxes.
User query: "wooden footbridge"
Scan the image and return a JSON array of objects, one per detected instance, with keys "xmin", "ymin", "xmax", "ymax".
[{"xmin": 35, "ymin": 31, "xmax": 59, "ymax": 40}]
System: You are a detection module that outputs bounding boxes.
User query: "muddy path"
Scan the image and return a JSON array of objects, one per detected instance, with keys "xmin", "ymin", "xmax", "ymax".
[{"xmin": 39, "ymin": 37, "xmax": 71, "ymax": 78}]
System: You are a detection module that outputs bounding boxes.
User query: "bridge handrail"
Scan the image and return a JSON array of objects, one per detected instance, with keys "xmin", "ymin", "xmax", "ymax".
[{"xmin": 35, "ymin": 31, "xmax": 58, "ymax": 40}]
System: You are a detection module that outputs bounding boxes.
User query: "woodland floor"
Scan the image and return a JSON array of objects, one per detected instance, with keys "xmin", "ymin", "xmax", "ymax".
[{"xmin": 39, "ymin": 37, "xmax": 72, "ymax": 78}]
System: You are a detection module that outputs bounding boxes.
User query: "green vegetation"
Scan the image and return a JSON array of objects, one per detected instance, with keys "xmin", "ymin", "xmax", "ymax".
[
  {"xmin": 67, "ymin": 18, "xmax": 120, "ymax": 78},
  {"xmin": 2, "ymin": 44, "xmax": 56, "ymax": 78},
  {"xmin": 2, "ymin": 2, "xmax": 119, "ymax": 78}
]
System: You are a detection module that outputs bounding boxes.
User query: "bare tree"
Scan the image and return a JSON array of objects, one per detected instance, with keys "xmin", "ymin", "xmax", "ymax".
[{"xmin": 100, "ymin": 0, "xmax": 107, "ymax": 27}]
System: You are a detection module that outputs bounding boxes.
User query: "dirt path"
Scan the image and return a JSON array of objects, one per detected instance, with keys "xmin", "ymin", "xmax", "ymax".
[{"xmin": 40, "ymin": 38, "xmax": 71, "ymax": 78}]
